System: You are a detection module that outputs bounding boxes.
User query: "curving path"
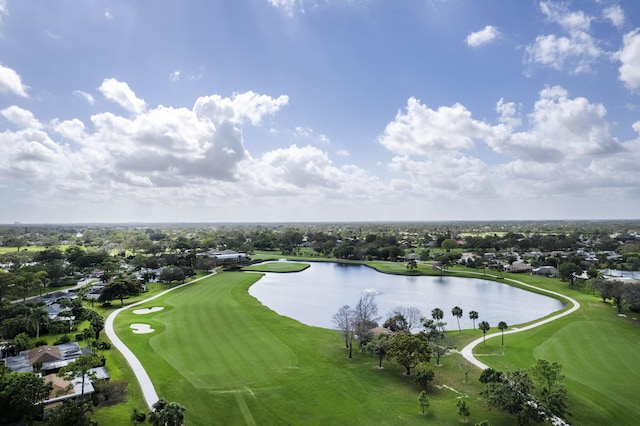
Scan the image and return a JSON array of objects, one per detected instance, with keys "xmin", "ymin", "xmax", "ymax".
[
  {"xmin": 104, "ymin": 271, "xmax": 217, "ymax": 409},
  {"xmin": 459, "ymin": 273, "xmax": 580, "ymax": 369},
  {"xmin": 458, "ymin": 273, "xmax": 580, "ymax": 426}
]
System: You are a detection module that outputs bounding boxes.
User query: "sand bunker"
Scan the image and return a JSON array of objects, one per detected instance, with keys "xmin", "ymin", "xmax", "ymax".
[
  {"xmin": 133, "ymin": 306, "xmax": 165, "ymax": 315},
  {"xmin": 130, "ymin": 323, "xmax": 154, "ymax": 334}
]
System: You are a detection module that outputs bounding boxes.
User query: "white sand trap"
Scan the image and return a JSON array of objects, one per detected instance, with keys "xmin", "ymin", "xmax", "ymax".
[
  {"xmin": 133, "ymin": 306, "xmax": 165, "ymax": 315},
  {"xmin": 130, "ymin": 323, "xmax": 155, "ymax": 334}
]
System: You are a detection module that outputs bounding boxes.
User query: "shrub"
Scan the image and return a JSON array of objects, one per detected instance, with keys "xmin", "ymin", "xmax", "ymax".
[{"xmin": 53, "ymin": 335, "xmax": 71, "ymax": 345}]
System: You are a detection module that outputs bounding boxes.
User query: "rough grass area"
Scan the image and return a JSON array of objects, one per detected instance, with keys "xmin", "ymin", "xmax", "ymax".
[
  {"xmin": 114, "ymin": 271, "xmax": 513, "ymax": 425},
  {"xmin": 242, "ymin": 261, "xmax": 310, "ymax": 273}
]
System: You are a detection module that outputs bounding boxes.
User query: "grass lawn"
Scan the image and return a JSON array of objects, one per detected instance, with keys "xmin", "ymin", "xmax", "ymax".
[
  {"xmin": 107, "ymin": 263, "xmax": 640, "ymax": 425},
  {"xmin": 242, "ymin": 261, "xmax": 310, "ymax": 273},
  {"xmin": 113, "ymin": 271, "xmax": 513, "ymax": 425},
  {"xmin": 473, "ymin": 281, "xmax": 640, "ymax": 425}
]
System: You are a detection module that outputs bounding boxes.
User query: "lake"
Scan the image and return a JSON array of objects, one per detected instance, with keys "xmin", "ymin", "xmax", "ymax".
[{"xmin": 248, "ymin": 262, "xmax": 565, "ymax": 330}]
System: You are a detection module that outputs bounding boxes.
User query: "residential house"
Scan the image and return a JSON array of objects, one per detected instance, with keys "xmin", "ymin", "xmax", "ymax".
[{"xmin": 532, "ymin": 266, "xmax": 560, "ymax": 277}]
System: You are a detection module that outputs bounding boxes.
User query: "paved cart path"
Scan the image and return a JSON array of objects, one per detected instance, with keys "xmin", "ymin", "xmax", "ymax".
[{"xmin": 104, "ymin": 271, "xmax": 216, "ymax": 409}]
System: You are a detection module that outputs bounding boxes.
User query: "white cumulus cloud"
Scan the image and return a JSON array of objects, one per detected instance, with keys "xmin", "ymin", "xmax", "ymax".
[
  {"xmin": 378, "ymin": 97, "xmax": 494, "ymax": 155},
  {"xmin": 73, "ymin": 90, "xmax": 95, "ymax": 105},
  {"xmin": 466, "ymin": 25, "xmax": 500, "ymax": 48},
  {"xmin": 1, "ymin": 106, "xmax": 42, "ymax": 129},
  {"xmin": 616, "ymin": 29, "xmax": 640, "ymax": 91},
  {"xmin": 99, "ymin": 78, "xmax": 147, "ymax": 114},
  {"xmin": 0, "ymin": 65, "xmax": 28, "ymax": 97},
  {"xmin": 602, "ymin": 5, "xmax": 625, "ymax": 29}
]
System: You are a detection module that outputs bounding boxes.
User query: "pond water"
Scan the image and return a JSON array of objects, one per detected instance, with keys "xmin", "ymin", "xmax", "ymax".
[{"xmin": 248, "ymin": 262, "xmax": 565, "ymax": 330}]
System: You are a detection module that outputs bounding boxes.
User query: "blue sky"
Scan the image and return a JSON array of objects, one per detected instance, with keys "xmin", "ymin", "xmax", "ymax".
[{"xmin": 1, "ymin": 0, "xmax": 640, "ymax": 223}]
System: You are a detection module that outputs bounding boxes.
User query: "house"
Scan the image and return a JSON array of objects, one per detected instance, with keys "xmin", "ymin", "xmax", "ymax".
[
  {"xmin": 196, "ymin": 249, "xmax": 250, "ymax": 265},
  {"xmin": 400, "ymin": 253, "xmax": 420, "ymax": 262},
  {"xmin": 5, "ymin": 342, "xmax": 90, "ymax": 374},
  {"xmin": 532, "ymin": 266, "xmax": 560, "ymax": 277},
  {"xmin": 505, "ymin": 262, "xmax": 533, "ymax": 273}
]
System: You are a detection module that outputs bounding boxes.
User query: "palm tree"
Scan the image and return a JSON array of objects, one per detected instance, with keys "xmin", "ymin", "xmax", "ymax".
[
  {"xmin": 498, "ymin": 321, "xmax": 508, "ymax": 346},
  {"xmin": 451, "ymin": 306, "xmax": 463, "ymax": 334},
  {"xmin": 479, "ymin": 321, "xmax": 490, "ymax": 344},
  {"xmin": 469, "ymin": 310, "xmax": 479, "ymax": 330},
  {"xmin": 431, "ymin": 307, "xmax": 445, "ymax": 332},
  {"xmin": 27, "ymin": 306, "xmax": 47, "ymax": 340}
]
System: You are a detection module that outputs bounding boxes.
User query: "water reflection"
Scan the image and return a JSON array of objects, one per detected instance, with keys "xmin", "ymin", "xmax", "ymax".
[{"xmin": 248, "ymin": 262, "xmax": 564, "ymax": 330}]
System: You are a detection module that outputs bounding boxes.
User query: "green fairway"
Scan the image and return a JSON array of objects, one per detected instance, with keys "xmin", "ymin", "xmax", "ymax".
[
  {"xmin": 472, "ymin": 275, "xmax": 640, "ymax": 425},
  {"xmin": 114, "ymin": 271, "xmax": 514, "ymax": 425},
  {"xmin": 242, "ymin": 261, "xmax": 310, "ymax": 273},
  {"xmin": 113, "ymin": 267, "xmax": 640, "ymax": 425}
]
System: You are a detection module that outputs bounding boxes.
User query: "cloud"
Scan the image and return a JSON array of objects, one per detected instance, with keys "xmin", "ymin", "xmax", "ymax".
[
  {"xmin": 267, "ymin": 0, "xmax": 301, "ymax": 16},
  {"xmin": 169, "ymin": 70, "xmax": 181, "ymax": 82},
  {"xmin": 1, "ymin": 106, "xmax": 42, "ymax": 129},
  {"xmin": 540, "ymin": 1, "xmax": 592, "ymax": 32},
  {"xmin": 525, "ymin": 2, "xmax": 603, "ymax": 73},
  {"xmin": 244, "ymin": 144, "xmax": 386, "ymax": 200},
  {"xmin": 105, "ymin": 8, "xmax": 113, "ymax": 20},
  {"xmin": 488, "ymin": 86, "xmax": 621, "ymax": 162},
  {"xmin": 194, "ymin": 91, "xmax": 288, "ymax": 126},
  {"xmin": 616, "ymin": 29, "xmax": 640, "ymax": 91},
  {"xmin": 0, "ymin": 64, "xmax": 28, "ymax": 97},
  {"xmin": 99, "ymin": 78, "xmax": 147, "ymax": 114},
  {"xmin": 0, "ymin": 0, "xmax": 7, "ymax": 26},
  {"xmin": 388, "ymin": 153, "xmax": 494, "ymax": 199},
  {"xmin": 73, "ymin": 90, "xmax": 95, "ymax": 105},
  {"xmin": 52, "ymin": 119, "xmax": 87, "ymax": 142},
  {"xmin": 466, "ymin": 25, "xmax": 500, "ymax": 48},
  {"xmin": 602, "ymin": 4, "xmax": 625, "ymax": 29},
  {"xmin": 378, "ymin": 97, "xmax": 494, "ymax": 155}
]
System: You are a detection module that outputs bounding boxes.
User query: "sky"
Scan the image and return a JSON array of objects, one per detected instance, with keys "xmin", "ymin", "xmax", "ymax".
[{"xmin": 1, "ymin": 0, "xmax": 640, "ymax": 224}]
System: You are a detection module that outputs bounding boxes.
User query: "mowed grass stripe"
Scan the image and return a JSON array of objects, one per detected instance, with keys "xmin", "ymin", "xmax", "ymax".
[
  {"xmin": 535, "ymin": 321, "xmax": 638, "ymax": 415},
  {"xmin": 135, "ymin": 273, "xmax": 295, "ymax": 390}
]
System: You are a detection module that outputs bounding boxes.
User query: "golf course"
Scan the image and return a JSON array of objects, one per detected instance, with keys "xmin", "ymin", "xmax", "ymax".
[{"xmin": 110, "ymin": 264, "xmax": 640, "ymax": 425}]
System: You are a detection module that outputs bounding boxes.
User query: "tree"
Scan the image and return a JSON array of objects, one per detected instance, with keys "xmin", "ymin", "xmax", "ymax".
[
  {"xmin": 99, "ymin": 278, "xmax": 141, "ymax": 306},
  {"xmin": 0, "ymin": 371, "xmax": 52, "ymax": 424},
  {"xmin": 86, "ymin": 310, "xmax": 105, "ymax": 340},
  {"xmin": 58, "ymin": 354, "xmax": 102, "ymax": 397},
  {"xmin": 431, "ymin": 307, "xmax": 445, "ymax": 332},
  {"xmin": 498, "ymin": 321, "xmax": 508, "ymax": 346},
  {"xmin": 363, "ymin": 333, "xmax": 390, "ymax": 368},
  {"xmin": 131, "ymin": 407, "xmax": 146, "ymax": 425},
  {"xmin": 415, "ymin": 369, "xmax": 435, "ymax": 389},
  {"xmin": 332, "ymin": 305, "xmax": 355, "ymax": 358},
  {"xmin": 418, "ymin": 390, "xmax": 430, "ymax": 414},
  {"xmin": 531, "ymin": 359, "xmax": 563, "ymax": 393},
  {"xmin": 485, "ymin": 369, "xmax": 544, "ymax": 426},
  {"xmin": 452, "ymin": 306, "xmax": 463, "ymax": 334},
  {"xmin": 27, "ymin": 306, "xmax": 48, "ymax": 340},
  {"xmin": 558, "ymin": 262, "xmax": 582, "ymax": 288},
  {"xmin": 353, "ymin": 293, "xmax": 380, "ymax": 347},
  {"xmin": 479, "ymin": 321, "xmax": 490, "ymax": 344},
  {"xmin": 44, "ymin": 399, "xmax": 94, "ymax": 426},
  {"xmin": 457, "ymin": 399, "xmax": 470, "ymax": 423},
  {"xmin": 441, "ymin": 238, "xmax": 458, "ymax": 252},
  {"xmin": 588, "ymin": 277, "xmax": 612, "ymax": 302},
  {"xmin": 149, "ymin": 399, "xmax": 186, "ymax": 426},
  {"xmin": 469, "ymin": 310, "xmax": 479, "ymax": 330},
  {"xmin": 386, "ymin": 332, "xmax": 431, "ymax": 375},
  {"xmin": 384, "ymin": 306, "xmax": 422, "ymax": 332},
  {"xmin": 608, "ymin": 280, "xmax": 626, "ymax": 313}
]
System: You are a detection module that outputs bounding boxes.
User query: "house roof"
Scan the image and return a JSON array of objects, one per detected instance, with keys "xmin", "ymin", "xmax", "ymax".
[{"xmin": 28, "ymin": 346, "xmax": 62, "ymax": 365}]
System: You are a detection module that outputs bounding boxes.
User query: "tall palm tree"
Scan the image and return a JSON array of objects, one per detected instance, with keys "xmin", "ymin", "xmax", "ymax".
[
  {"xmin": 498, "ymin": 321, "xmax": 508, "ymax": 346},
  {"xmin": 27, "ymin": 306, "xmax": 47, "ymax": 340},
  {"xmin": 431, "ymin": 307, "xmax": 445, "ymax": 332},
  {"xmin": 469, "ymin": 310, "xmax": 479, "ymax": 330},
  {"xmin": 479, "ymin": 321, "xmax": 490, "ymax": 344},
  {"xmin": 451, "ymin": 306, "xmax": 463, "ymax": 334}
]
